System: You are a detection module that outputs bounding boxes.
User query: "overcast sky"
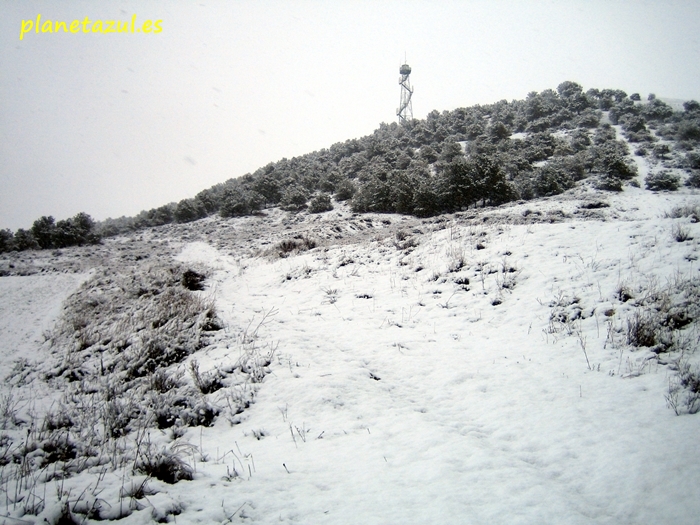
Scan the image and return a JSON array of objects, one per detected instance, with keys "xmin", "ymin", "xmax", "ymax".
[{"xmin": 1, "ymin": 0, "xmax": 699, "ymax": 230}]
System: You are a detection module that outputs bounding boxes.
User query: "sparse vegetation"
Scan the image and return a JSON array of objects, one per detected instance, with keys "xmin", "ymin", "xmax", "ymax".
[
  {"xmin": 275, "ymin": 236, "xmax": 317, "ymax": 257},
  {"xmin": 664, "ymin": 203, "xmax": 700, "ymax": 221},
  {"xmin": 0, "ymin": 259, "xmax": 277, "ymax": 519}
]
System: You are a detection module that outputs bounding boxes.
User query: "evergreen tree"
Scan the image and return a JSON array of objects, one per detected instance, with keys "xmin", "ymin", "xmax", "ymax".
[
  {"xmin": 0, "ymin": 229, "xmax": 13, "ymax": 253},
  {"xmin": 12, "ymin": 229, "xmax": 37, "ymax": 251},
  {"xmin": 31, "ymin": 216, "xmax": 56, "ymax": 249}
]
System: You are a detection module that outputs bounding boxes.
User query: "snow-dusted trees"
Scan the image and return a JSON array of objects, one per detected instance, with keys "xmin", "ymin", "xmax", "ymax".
[
  {"xmin": 174, "ymin": 199, "xmax": 207, "ymax": 223},
  {"xmin": 53, "ymin": 212, "xmax": 98, "ymax": 247},
  {"xmin": 219, "ymin": 189, "xmax": 264, "ymax": 217},
  {"xmin": 27, "ymin": 212, "xmax": 99, "ymax": 250},
  {"xmin": 12, "ymin": 229, "xmax": 37, "ymax": 251},
  {"xmin": 31, "ymin": 215, "xmax": 56, "ymax": 249},
  {"xmin": 0, "ymin": 229, "xmax": 13, "ymax": 253},
  {"xmin": 6, "ymin": 81, "xmax": 686, "ymax": 240},
  {"xmin": 279, "ymin": 185, "xmax": 310, "ymax": 211}
]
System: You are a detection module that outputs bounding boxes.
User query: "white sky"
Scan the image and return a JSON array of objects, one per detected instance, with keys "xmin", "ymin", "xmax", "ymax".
[{"xmin": 1, "ymin": 0, "xmax": 699, "ymax": 230}]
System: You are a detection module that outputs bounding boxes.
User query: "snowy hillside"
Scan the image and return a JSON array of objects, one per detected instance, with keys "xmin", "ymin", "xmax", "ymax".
[{"xmin": 1, "ymin": 150, "xmax": 700, "ymax": 523}]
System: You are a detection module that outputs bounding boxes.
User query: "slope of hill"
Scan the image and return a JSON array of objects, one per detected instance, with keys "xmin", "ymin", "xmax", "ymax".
[
  {"xmin": 1, "ymin": 104, "xmax": 700, "ymax": 523},
  {"xmin": 4, "ymin": 83, "xmax": 700, "ymax": 249},
  {"xmin": 0, "ymin": 82, "xmax": 700, "ymax": 524}
]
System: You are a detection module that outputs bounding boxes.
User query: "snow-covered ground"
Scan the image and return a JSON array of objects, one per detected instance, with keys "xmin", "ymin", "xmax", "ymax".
[{"xmin": 1, "ymin": 164, "xmax": 700, "ymax": 523}]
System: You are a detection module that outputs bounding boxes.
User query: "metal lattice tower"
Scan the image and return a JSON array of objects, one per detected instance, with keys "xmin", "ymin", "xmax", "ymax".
[{"xmin": 397, "ymin": 62, "xmax": 413, "ymax": 124}]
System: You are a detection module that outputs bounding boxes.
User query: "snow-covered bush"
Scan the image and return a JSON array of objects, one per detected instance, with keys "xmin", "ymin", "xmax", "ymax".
[
  {"xmin": 308, "ymin": 193, "xmax": 333, "ymax": 213},
  {"xmin": 280, "ymin": 186, "xmax": 309, "ymax": 211},
  {"xmin": 334, "ymin": 179, "xmax": 356, "ymax": 201},
  {"xmin": 135, "ymin": 442, "xmax": 193, "ymax": 484},
  {"xmin": 594, "ymin": 175, "xmax": 623, "ymax": 192},
  {"xmin": 645, "ymin": 170, "xmax": 680, "ymax": 191},
  {"xmin": 686, "ymin": 170, "xmax": 700, "ymax": 188}
]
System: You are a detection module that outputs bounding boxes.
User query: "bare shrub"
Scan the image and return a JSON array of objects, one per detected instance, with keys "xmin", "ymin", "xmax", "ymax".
[
  {"xmin": 0, "ymin": 391, "xmax": 21, "ymax": 428},
  {"xmin": 153, "ymin": 398, "xmax": 180, "ymax": 430},
  {"xmin": 179, "ymin": 399, "xmax": 219, "ymax": 427},
  {"xmin": 102, "ymin": 397, "xmax": 139, "ymax": 439},
  {"xmin": 615, "ymin": 282, "xmax": 634, "ymax": 302},
  {"xmin": 672, "ymin": 224, "xmax": 693, "ymax": 242},
  {"xmin": 663, "ymin": 203, "xmax": 700, "ymax": 220},
  {"xmin": 43, "ymin": 437, "xmax": 79, "ymax": 469},
  {"xmin": 678, "ymin": 363, "xmax": 700, "ymax": 414},
  {"xmin": 686, "ymin": 171, "xmax": 700, "ymax": 188},
  {"xmin": 276, "ymin": 236, "xmax": 317, "ymax": 257},
  {"xmin": 393, "ymin": 230, "xmax": 418, "ymax": 250},
  {"xmin": 121, "ymin": 477, "xmax": 157, "ymax": 501},
  {"xmin": 546, "ymin": 293, "xmax": 582, "ymax": 334},
  {"xmin": 181, "ymin": 269, "xmax": 206, "ymax": 291},
  {"xmin": 237, "ymin": 341, "xmax": 277, "ymax": 384},
  {"xmin": 135, "ymin": 444, "xmax": 193, "ymax": 484},
  {"xmin": 42, "ymin": 407, "xmax": 73, "ymax": 432},
  {"xmin": 667, "ymin": 359, "xmax": 700, "ymax": 415},
  {"xmin": 189, "ymin": 359, "xmax": 224, "ymax": 394},
  {"xmin": 446, "ymin": 245, "xmax": 466, "ymax": 272},
  {"xmin": 55, "ymin": 500, "xmax": 81, "ymax": 525},
  {"xmin": 612, "ymin": 275, "xmax": 700, "ymax": 412},
  {"xmin": 150, "ymin": 369, "xmax": 183, "ymax": 393},
  {"xmin": 580, "ymin": 200, "xmax": 610, "ymax": 209},
  {"xmin": 626, "ymin": 311, "xmax": 659, "ymax": 348},
  {"xmin": 277, "ymin": 239, "xmax": 299, "ymax": 254}
]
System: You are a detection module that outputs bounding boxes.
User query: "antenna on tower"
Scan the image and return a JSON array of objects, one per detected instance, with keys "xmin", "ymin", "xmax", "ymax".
[{"xmin": 397, "ymin": 59, "xmax": 413, "ymax": 125}]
